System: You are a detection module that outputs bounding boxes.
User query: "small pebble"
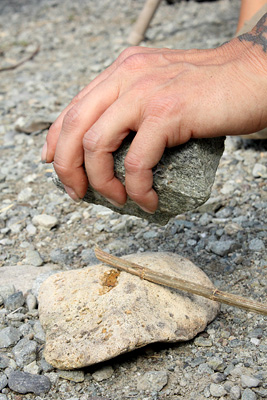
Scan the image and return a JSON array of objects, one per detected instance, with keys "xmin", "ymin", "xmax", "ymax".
[
  {"xmin": 241, "ymin": 388, "xmax": 257, "ymax": 400},
  {"xmin": 230, "ymin": 385, "xmax": 241, "ymax": 400},
  {"xmin": 0, "ymin": 373, "xmax": 8, "ymax": 391},
  {"xmin": 241, "ymin": 375, "xmax": 261, "ymax": 388},
  {"xmin": 0, "ymin": 326, "xmax": 21, "ymax": 348},
  {"xmin": 209, "ymin": 383, "xmax": 227, "ymax": 397},
  {"xmin": 32, "ymin": 214, "xmax": 58, "ymax": 229},
  {"xmin": 92, "ymin": 366, "xmax": 114, "ymax": 382},
  {"xmin": 13, "ymin": 338, "xmax": 37, "ymax": 367},
  {"xmin": 4, "ymin": 291, "xmax": 25, "ymax": 311},
  {"xmin": 136, "ymin": 370, "xmax": 168, "ymax": 392},
  {"xmin": 57, "ymin": 370, "xmax": 85, "ymax": 382},
  {"xmin": 8, "ymin": 371, "xmax": 51, "ymax": 395}
]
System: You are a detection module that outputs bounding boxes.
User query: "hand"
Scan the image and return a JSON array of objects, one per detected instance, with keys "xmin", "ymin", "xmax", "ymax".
[{"xmin": 43, "ymin": 34, "xmax": 267, "ymax": 213}]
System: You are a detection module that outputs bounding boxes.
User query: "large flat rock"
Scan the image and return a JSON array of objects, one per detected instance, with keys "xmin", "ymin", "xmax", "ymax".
[
  {"xmin": 38, "ymin": 252, "xmax": 220, "ymax": 369},
  {"xmin": 53, "ymin": 135, "xmax": 225, "ymax": 225}
]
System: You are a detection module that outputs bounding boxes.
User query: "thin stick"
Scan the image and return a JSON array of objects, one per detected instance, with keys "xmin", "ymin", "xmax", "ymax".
[
  {"xmin": 95, "ymin": 247, "xmax": 267, "ymax": 316},
  {"xmin": 0, "ymin": 44, "xmax": 40, "ymax": 72}
]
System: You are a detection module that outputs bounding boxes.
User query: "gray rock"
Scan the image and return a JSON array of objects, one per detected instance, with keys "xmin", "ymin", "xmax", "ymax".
[
  {"xmin": 8, "ymin": 371, "xmax": 51, "ymax": 395},
  {"xmin": 0, "ymin": 354, "xmax": 11, "ymax": 369},
  {"xmin": 0, "ymin": 285, "xmax": 16, "ymax": 301},
  {"xmin": 207, "ymin": 357, "xmax": 225, "ymax": 372},
  {"xmin": 4, "ymin": 291, "xmax": 25, "ymax": 311},
  {"xmin": 57, "ymin": 370, "xmax": 85, "ymax": 382},
  {"xmin": 92, "ymin": 366, "xmax": 114, "ymax": 382},
  {"xmin": 137, "ymin": 370, "xmax": 168, "ymax": 392},
  {"xmin": 0, "ymin": 373, "xmax": 8, "ymax": 391},
  {"xmin": 17, "ymin": 188, "xmax": 33, "ymax": 202},
  {"xmin": 230, "ymin": 385, "xmax": 241, "ymax": 400},
  {"xmin": 49, "ymin": 249, "xmax": 68, "ymax": 264},
  {"xmin": 249, "ymin": 239, "xmax": 265, "ymax": 252},
  {"xmin": 0, "ymin": 327, "xmax": 21, "ymax": 348},
  {"xmin": 53, "ymin": 137, "xmax": 225, "ymax": 225},
  {"xmin": 32, "ymin": 214, "xmax": 58, "ymax": 229},
  {"xmin": 0, "ymin": 395, "xmax": 7, "ymax": 400},
  {"xmin": 209, "ymin": 383, "xmax": 227, "ymax": 397},
  {"xmin": 26, "ymin": 292, "xmax": 38, "ymax": 311},
  {"xmin": 23, "ymin": 361, "xmax": 41, "ymax": 375},
  {"xmin": 241, "ymin": 388, "xmax": 257, "ymax": 400},
  {"xmin": 241, "ymin": 375, "xmax": 261, "ymax": 388},
  {"xmin": 39, "ymin": 358, "xmax": 54, "ymax": 373},
  {"xmin": 0, "ymin": 264, "xmax": 60, "ymax": 296},
  {"xmin": 206, "ymin": 240, "xmax": 238, "ymax": 256},
  {"xmin": 33, "ymin": 320, "xmax": 46, "ymax": 344},
  {"xmin": 14, "ymin": 115, "xmax": 53, "ymax": 133},
  {"xmin": 24, "ymin": 250, "xmax": 43, "ymax": 267},
  {"xmin": 211, "ymin": 372, "xmax": 225, "ymax": 383},
  {"xmin": 252, "ymin": 163, "xmax": 267, "ymax": 178},
  {"xmin": 38, "ymin": 252, "xmax": 219, "ymax": 369},
  {"xmin": 12, "ymin": 338, "xmax": 37, "ymax": 367},
  {"xmin": 194, "ymin": 336, "xmax": 213, "ymax": 347}
]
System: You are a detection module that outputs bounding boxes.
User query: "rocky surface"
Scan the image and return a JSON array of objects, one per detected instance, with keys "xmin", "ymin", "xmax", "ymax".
[
  {"xmin": 38, "ymin": 253, "xmax": 219, "ymax": 369},
  {"xmin": 54, "ymin": 136, "xmax": 225, "ymax": 225},
  {"xmin": 0, "ymin": 0, "xmax": 266, "ymax": 399}
]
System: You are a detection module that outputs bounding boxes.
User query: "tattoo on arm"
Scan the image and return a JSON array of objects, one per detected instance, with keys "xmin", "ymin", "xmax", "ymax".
[{"xmin": 238, "ymin": 13, "xmax": 267, "ymax": 53}]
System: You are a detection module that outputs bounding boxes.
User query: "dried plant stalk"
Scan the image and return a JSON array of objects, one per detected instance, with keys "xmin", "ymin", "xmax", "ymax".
[{"xmin": 95, "ymin": 247, "xmax": 267, "ymax": 316}]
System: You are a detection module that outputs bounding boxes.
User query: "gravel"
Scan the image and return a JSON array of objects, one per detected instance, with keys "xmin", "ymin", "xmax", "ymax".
[{"xmin": 0, "ymin": 0, "xmax": 266, "ymax": 399}]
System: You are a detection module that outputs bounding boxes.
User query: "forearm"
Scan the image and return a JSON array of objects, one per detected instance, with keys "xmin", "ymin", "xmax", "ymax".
[{"xmin": 237, "ymin": 0, "xmax": 267, "ymax": 31}]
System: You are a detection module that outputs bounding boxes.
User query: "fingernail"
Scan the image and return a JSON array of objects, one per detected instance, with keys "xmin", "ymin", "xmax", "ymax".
[
  {"xmin": 41, "ymin": 142, "xmax": 47, "ymax": 163},
  {"xmin": 139, "ymin": 205, "xmax": 155, "ymax": 214},
  {"xmin": 106, "ymin": 198, "xmax": 124, "ymax": 209},
  {"xmin": 64, "ymin": 185, "xmax": 81, "ymax": 202}
]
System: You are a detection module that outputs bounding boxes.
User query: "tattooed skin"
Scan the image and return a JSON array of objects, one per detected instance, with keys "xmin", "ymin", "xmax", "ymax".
[{"xmin": 238, "ymin": 13, "xmax": 267, "ymax": 53}]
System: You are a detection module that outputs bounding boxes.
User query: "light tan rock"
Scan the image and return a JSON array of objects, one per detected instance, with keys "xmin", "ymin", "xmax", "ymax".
[{"xmin": 38, "ymin": 252, "xmax": 219, "ymax": 370}]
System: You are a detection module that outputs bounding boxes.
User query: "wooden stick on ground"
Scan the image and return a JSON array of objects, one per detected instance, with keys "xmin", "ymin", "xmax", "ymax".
[
  {"xmin": 0, "ymin": 44, "xmax": 40, "ymax": 72},
  {"xmin": 95, "ymin": 247, "xmax": 267, "ymax": 316}
]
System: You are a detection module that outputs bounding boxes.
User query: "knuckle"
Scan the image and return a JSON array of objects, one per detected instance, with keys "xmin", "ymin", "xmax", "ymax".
[
  {"xmin": 82, "ymin": 129, "xmax": 99, "ymax": 152},
  {"xmin": 120, "ymin": 53, "xmax": 148, "ymax": 72},
  {"xmin": 53, "ymin": 158, "xmax": 69, "ymax": 179},
  {"xmin": 63, "ymin": 106, "xmax": 81, "ymax": 130},
  {"xmin": 118, "ymin": 46, "xmax": 140, "ymax": 63},
  {"xmin": 124, "ymin": 153, "xmax": 143, "ymax": 174}
]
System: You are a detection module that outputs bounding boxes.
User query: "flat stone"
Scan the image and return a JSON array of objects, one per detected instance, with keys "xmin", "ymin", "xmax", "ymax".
[
  {"xmin": 241, "ymin": 388, "xmax": 257, "ymax": 400},
  {"xmin": 14, "ymin": 115, "xmax": 54, "ymax": 134},
  {"xmin": 92, "ymin": 366, "xmax": 114, "ymax": 382},
  {"xmin": 8, "ymin": 371, "xmax": 51, "ymax": 395},
  {"xmin": 12, "ymin": 338, "xmax": 37, "ymax": 367},
  {"xmin": 137, "ymin": 370, "xmax": 168, "ymax": 392},
  {"xmin": 23, "ymin": 250, "xmax": 43, "ymax": 267},
  {"xmin": 57, "ymin": 370, "xmax": 85, "ymax": 382},
  {"xmin": 53, "ymin": 136, "xmax": 225, "ymax": 225},
  {"xmin": 241, "ymin": 375, "xmax": 261, "ymax": 388},
  {"xmin": 32, "ymin": 214, "xmax": 58, "ymax": 229},
  {"xmin": 0, "ymin": 373, "xmax": 8, "ymax": 391},
  {"xmin": 230, "ymin": 385, "xmax": 241, "ymax": 400},
  {"xmin": 209, "ymin": 383, "xmax": 227, "ymax": 397},
  {"xmin": 4, "ymin": 291, "xmax": 25, "ymax": 311},
  {"xmin": 0, "ymin": 264, "xmax": 59, "ymax": 295},
  {"xmin": 0, "ymin": 285, "xmax": 16, "ymax": 301},
  {"xmin": 38, "ymin": 252, "xmax": 219, "ymax": 369},
  {"xmin": 0, "ymin": 327, "xmax": 21, "ymax": 348}
]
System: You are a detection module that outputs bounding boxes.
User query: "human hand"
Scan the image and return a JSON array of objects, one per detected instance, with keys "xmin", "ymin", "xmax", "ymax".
[{"xmin": 43, "ymin": 27, "xmax": 267, "ymax": 213}]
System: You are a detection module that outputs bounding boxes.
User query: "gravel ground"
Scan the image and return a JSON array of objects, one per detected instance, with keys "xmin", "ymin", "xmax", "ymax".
[{"xmin": 0, "ymin": 0, "xmax": 266, "ymax": 399}]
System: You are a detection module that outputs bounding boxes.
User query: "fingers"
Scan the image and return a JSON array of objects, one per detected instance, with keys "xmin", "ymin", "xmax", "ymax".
[
  {"xmin": 52, "ymin": 77, "xmax": 120, "ymax": 200},
  {"xmin": 82, "ymin": 93, "xmax": 141, "ymax": 206},
  {"xmin": 124, "ymin": 118, "xmax": 168, "ymax": 213},
  {"xmin": 44, "ymin": 65, "xmax": 116, "ymax": 163},
  {"xmin": 83, "ymin": 104, "xmax": 169, "ymax": 213},
  {"xmin": 44, "ymin": 47, "xmax": 157, "ymax": 163}
]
